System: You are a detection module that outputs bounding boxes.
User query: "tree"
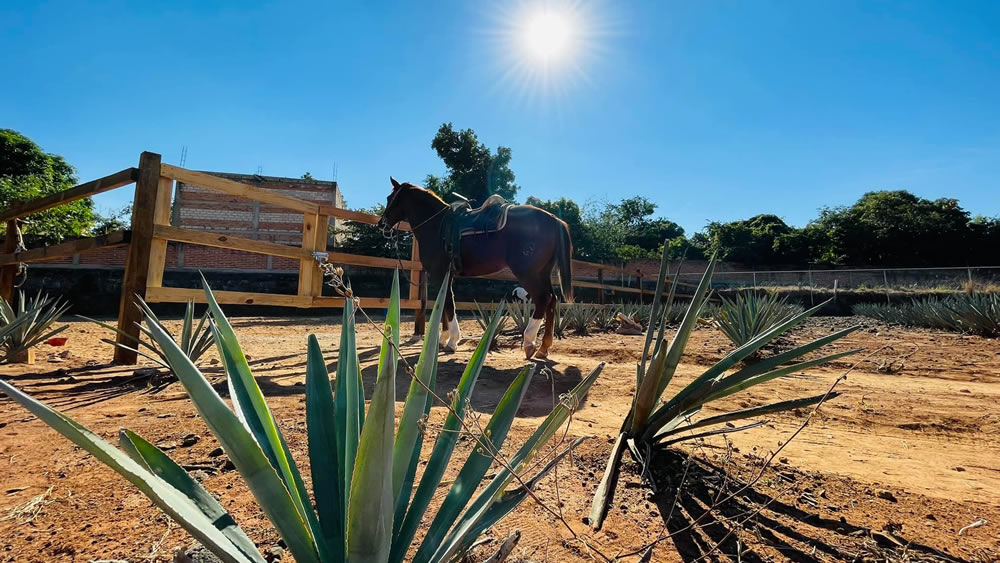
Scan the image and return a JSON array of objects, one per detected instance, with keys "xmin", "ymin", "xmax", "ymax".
[
  {"xmin": 969, "ymin": 216, "xmax": 1000, "ymax": 264},
  {"xmin": 816, "ymin": 191, "xmax": 972, "ymax": 266},
  {"xmin": 525, "ymin": 196, "xmax": 589, "ymax": 258},
  {"xmin": 665, "ymin": 235, "xmax": 706, "ymax": 260},
  {"xmin": 0, "ymin": 129, "xmax": 96, "ymax": 244},
  {"xmin": 425, "ymin": 123, "xmax": 519, "ymax": 205},
  {"xmin": 701, "ymin": 214, "xmax": 793, "ymax": 265},
  {"xmin": 93, "ymin": 204, "xmax": 133, "ymax": 235},
  {"xmin": 333, "ymin": 205, "xmax": 411, "ymax": 259},
  {"xmin": 301, "ymin": 172, "xmax": 315, "ymax": 181},
  {"xmin": 579, "ymin": 196, "xmax": 686, "ymax": 262}
]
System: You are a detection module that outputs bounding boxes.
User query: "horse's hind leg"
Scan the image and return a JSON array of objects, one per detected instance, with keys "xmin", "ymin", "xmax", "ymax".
[
  {"xmin": 443, "ymin": 278, "xmax": 461, "ymax": 353},
  {"xmin": 521, "ymin": 280, "xmax": 553, "ymax": 360},
  {"xmin": 536, "ymin": 293, "xmax": 557, "ymax": 359}
]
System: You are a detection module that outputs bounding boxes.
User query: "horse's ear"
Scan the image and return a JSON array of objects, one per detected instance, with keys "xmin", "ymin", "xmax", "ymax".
[{"xmin": 390, "ymin": 176, "xmax": 401, "ymax": 190}]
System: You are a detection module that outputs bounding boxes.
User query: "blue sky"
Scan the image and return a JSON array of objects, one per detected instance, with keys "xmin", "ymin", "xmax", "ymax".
[{"xmin": 3, "ymin": 0, "xmax": 998, "ymax": 234}]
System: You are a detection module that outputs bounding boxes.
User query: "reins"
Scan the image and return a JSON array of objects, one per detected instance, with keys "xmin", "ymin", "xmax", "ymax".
[{"xmin": 380, "ymin": 204, "xmax": 451, "ymax": 288}]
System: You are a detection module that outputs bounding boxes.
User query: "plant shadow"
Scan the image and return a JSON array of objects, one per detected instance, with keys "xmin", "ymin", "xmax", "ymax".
[{"xmin": 647, "ymin": 448, "xmax": 970, "ymax": 563}]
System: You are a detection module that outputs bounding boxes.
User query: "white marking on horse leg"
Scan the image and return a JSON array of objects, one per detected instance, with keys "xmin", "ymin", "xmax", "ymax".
[
  {"xmin": 522, "ymin": 317, "xmax": 542, "ymax": 357},
  {"xmin": 445, "ymin": 316, "xmax": 461, "ymax": 352}
]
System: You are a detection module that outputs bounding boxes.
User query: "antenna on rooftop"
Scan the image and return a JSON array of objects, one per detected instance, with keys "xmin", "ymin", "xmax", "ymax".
[
  {"xmin": 331, "ymin": 162, "xmax": 338, "ymax": 183},
  {"xmin": 179, "ymin": 145, "xmax": 188, "ymax": 167}
]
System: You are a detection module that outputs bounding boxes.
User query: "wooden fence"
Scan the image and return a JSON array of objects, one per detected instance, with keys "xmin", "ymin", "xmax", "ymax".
[{"xmin": 0, "ymin": 151, "xmax": 660, "ymax": 364}]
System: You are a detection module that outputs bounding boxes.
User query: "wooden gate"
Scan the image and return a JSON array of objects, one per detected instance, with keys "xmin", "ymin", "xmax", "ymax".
[{"xmin": 0, "ymin": 152, "xmax": 652, "ymax": 364}]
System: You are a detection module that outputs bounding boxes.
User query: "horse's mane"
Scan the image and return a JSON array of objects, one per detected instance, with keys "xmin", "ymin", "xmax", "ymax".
[{"xmin": 404, "ymin": 183, "xmax": 448, "ymax": 206}]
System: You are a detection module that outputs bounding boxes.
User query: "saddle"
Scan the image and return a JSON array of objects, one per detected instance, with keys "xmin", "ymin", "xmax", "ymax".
[{"xmin": 442, "ymin": 194, "xmax": 514, "ymax": 273}]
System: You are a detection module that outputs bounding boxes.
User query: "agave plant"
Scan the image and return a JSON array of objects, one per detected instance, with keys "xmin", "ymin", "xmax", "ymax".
[
  {"xmin": 620, "ymin": 301, "xmax": 652, "ymax": 328},
  {"xmin": 471, "ymin": 301, "xmax": 508, "ymax": 349},
  {"xmin": 587, "ymin": 247, "xmax": 860, "ymax": 530},
  {"xmin": 0, "ymin": 291, "xmax": 70, "ymax": 363},
  {"xmin": 81, "ymin": 299, "xmax": 215, "ymax": 369},
  {"xmin": 506, "ymin": 299, "xmax": 533, "ymax": 334},
  {"xmin": 713, "ymin": 291, "xmax": 803, "ymax": 347},
  {"xmin": 553, "ymin": 302, "xmax": 572, "ymax": 338},
  {"xmin": 592, "ymin": 305, "xmax": 617, "ymax": 332},
  {"xmin": 0, "ymin": 271, "xmax": 603, "ymax": 562},
  {"xmin": 854, "ymin": 294, "xmax": 1000, "ymax": 337},
  {"xmin": 564, "ymin": 303, "xmax": 600, "ymax": 335}
]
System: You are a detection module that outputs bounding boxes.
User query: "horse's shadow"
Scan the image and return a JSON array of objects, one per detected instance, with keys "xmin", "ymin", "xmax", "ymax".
[
  {"xmin": 356, "ymin": 357, "xmax": 585, "ymax": 418},
  {"xmin": 646, "ymin": 448, "xmax": 970, "ymax": 563}
]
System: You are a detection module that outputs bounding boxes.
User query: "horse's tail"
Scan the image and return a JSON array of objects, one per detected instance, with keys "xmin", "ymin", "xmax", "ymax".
[{"xmin": 556, "ymin": 219, "xmax": 574, "ymax": 303}]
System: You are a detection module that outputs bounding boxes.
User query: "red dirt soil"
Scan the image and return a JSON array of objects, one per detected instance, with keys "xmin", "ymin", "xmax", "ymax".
[{"xmin": 1, "ymin": 315, "xmax": 998, "ymax": 562}]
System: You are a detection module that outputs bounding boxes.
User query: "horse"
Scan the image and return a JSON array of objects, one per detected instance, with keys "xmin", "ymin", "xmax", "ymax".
[{"xmin": 377, "ymin": 178, "xmax": 573, "ymax": 359}]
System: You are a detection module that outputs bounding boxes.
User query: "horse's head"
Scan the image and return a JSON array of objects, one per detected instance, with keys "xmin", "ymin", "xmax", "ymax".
[{"xmin": 377, "ymin": 177, "xmax": 409, "ymax": 234}]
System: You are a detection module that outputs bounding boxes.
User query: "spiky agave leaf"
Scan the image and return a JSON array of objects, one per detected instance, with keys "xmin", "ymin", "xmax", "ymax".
[
  {"xmin": 713, "ymin": 291, "xmax": 803, "ymax": 347},
  {"xmin": 589, "ymin": 245, "xmax": 859, "ymax": 530},
  {"xmin": 2, "ymin": 269, "xmax": 606, "ymax": 563},
  {"xmin": 79, "ymin": 298, "xmax": 215, "ymax": 369}
]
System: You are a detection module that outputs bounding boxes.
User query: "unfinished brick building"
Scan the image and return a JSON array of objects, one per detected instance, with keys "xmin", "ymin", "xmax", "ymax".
[
  {"xmin": 169, "ymin": 172, "xmax": 344, "ymax": 271},
  {"xmin": 37, "ymin": 172, "xmax": 344, "ymax": 272}
]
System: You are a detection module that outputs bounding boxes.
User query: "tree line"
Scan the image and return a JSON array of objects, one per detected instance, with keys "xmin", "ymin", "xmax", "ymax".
[
  {"xmin": 338, "ymin": 124, "xmax": 999, "ymax": 267},
  {"xmin": 3, "ymin": 127, "xmax": 996, "ymax": 268}
]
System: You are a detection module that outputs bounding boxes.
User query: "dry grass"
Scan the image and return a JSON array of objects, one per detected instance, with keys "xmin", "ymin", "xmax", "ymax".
[
  {"xmin": 962, "ymin": 280, "xmax": 1000, "ymax": 294},
  {"xmin": 0, "ymin": 486, "xmax": 54, "ymax": 524}
]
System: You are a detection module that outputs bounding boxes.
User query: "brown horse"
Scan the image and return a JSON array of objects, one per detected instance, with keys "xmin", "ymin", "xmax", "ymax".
[{"xmin": 377, "ymin": 178, "xmax": 573, "ymax": 358}]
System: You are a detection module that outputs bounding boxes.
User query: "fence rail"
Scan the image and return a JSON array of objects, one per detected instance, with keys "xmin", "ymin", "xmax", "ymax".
[
  {"xmin": 672, "ymin": 265, "xmax": 1000, "ymax": 292},
  {"xmin": 0, "ymin": 151, "xmax": 648, "ymax": 363}
]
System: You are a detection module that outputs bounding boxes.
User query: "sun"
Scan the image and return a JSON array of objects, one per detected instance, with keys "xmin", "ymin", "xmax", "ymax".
[
  {"xmin": 522, "ymin": 10, "xmax": 573, "ymax": 63},
  {"xmin": 478, "ymin": 1, "xmax": 620, "ymax": 106}
]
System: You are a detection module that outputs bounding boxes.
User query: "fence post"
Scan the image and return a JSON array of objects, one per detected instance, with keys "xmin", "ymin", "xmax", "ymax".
[
  {"xmin": 637, "ymin": 272, "xmax": 644, "ymax": 303},
  {"xmin": 752, "ymin": 270, "xmax": 757, "ymax": 289},
  {"xmin": 0, "ymin": 219, "xmax": 18, "ymax": 304},
  {"xmin": 410, "ymin": 237, "xmax": 426, "ymax": 335},
  {"xmin": 298, "ymin": 213, "xmax": 323, "ymax": 298},
  {"xmin": 883, "ymin": 269, "xmax": 891, "ymax": 304},
  {"xmin": 808, "ymin": 269, "xmax": 815, "ymax": 306},
  {"xmin": 597, "ymin": 268, "xmax": 605, "ymax": 305},
  {"xmin": 114, "ymin": 152, "xmax": 161, "ymax": 365},
  {"xmin": 146, "ymin": 176, "xmax": 174, "ymax": 288},
  {"xmin": 415, "ymin": 270, "xmax": 428, "ymax": 336},
  {"xmin": 311, "ymin": 215, "xmax": 330, "ymax": 297}
]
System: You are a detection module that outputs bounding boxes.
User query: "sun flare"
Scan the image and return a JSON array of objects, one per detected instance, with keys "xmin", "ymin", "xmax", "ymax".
[{"xmin": 522, "ymin": 11, "xmax": 573, "ymax": 63}]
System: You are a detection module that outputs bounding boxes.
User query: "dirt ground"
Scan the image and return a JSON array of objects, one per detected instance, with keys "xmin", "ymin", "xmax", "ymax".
[{"xmin": 1, "ymin": 313, "xmax": 998, "ymax": 562}]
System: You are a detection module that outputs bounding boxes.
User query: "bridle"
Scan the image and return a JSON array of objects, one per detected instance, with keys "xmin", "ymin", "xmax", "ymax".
[{"xmin": 377, "ymin": 189, "xmax": 452, "ymax": 287}]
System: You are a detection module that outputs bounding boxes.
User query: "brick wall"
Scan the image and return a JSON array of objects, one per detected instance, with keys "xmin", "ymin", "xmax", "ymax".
[{"xmin": 35, "ymin": 171, "xmax": 343, "ymax": 273}]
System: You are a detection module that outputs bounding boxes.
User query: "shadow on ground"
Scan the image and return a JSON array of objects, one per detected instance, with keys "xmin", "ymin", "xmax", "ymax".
[{"xmin": 647, "ymin": 448, "xmax": 968, "ymax": 563}]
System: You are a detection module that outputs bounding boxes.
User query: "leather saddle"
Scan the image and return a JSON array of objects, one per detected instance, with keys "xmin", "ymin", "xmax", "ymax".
[{"xmin": 442, "ymin": 194, "xmax": 514, "ymax": 273}]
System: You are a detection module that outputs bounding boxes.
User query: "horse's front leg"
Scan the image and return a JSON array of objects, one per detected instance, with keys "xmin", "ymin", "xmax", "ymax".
[{"xmin": 443, "ymin": 277, "xmax": 461, "ymax": 353}]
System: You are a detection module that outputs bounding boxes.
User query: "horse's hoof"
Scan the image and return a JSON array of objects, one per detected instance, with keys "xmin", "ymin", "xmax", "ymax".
[
  {"xmin": 524, "ymin": 343, "xmax": 537, "ymax": 359},
  {"xmin": 535, "ymin": 349, "xmax": 549, "ymax": 360},
  {"xmin": 444, "ymin": 343, "xmax": 458, "ymax": 354}
]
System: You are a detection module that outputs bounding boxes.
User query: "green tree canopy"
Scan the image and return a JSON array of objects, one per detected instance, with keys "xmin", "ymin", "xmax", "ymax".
[
  {"xmin": 425, "ymin": 123, "xmax": 519, "ymax": 205},
  {"xmin": 815, "ymin": 191, "xmax": 973, "ymax": 266},
  {"xmin": 700, "ymin": 214, "xmax": 793, "ymax": 265},
  {"xmin": 525, "ymin": 196, "xmax": 589, "ymax": 257},
  {"xmin": 333, "ymin": 204, "xmax": 411, "ymax": 259},
  {"xmin": 0, "ymin": 129, "xmax": 96, "ymax": 244}
]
